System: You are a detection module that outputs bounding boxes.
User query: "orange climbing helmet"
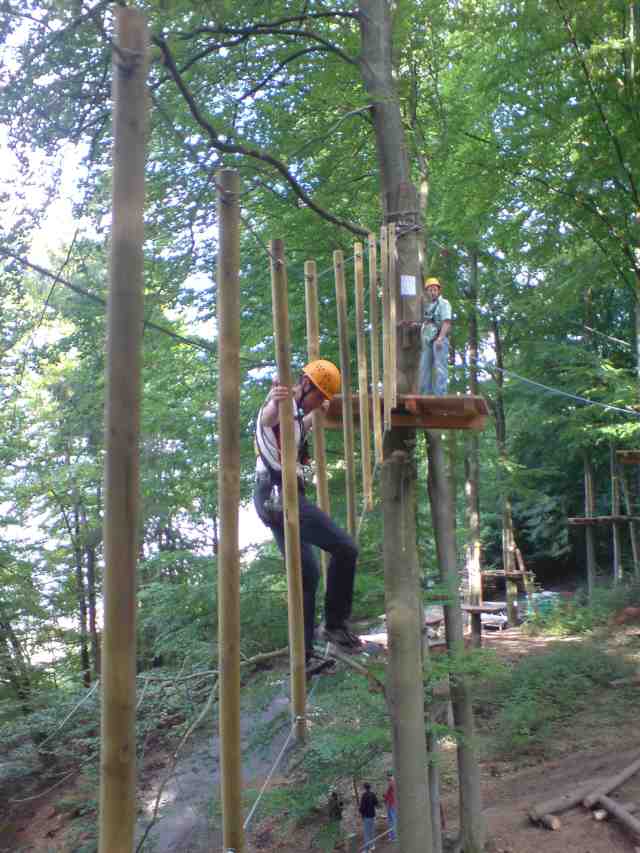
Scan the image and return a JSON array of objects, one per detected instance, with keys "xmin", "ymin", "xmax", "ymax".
[
  {"xmin": 302, "ymin": 359, "xmax": 341, "ymax": 400},
  {"xmin": 425, "ymin": 276, "xmax": 442, "ymax": 290}
]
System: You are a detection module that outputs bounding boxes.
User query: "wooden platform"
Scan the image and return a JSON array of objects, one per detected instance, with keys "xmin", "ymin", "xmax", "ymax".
[
  {"xmin": 616, "ymin": 450, "xmax": 640, "ymax": 465},
  {"xmin": 568, "ymin": 515, "xmax": 640, "ymax": 526},
  {"xmin": 324, "ymin": 393, "xmax": 489, "ymax": 431}
]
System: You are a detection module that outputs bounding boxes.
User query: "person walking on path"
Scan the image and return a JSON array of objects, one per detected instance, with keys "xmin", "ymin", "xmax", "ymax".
[
  {"xmin": 359, "ymin": 782, "xmax": 379, "ymax": 851},
  {"xmin": 383, "ymin": 771, "xmax": 397, "ymax": 842},
  {"xmin": 253, "ymin": 359, "xmax": 363, "ymax": 678},
  {"xmin": 403, "ymin": 276, "xmax": 452, "ymax": 395}
]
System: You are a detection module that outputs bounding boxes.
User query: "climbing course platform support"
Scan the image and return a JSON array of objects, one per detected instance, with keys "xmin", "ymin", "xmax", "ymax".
[{"xmin": 324, "ymin": 393, "xmax": 489, "ymax": 431}]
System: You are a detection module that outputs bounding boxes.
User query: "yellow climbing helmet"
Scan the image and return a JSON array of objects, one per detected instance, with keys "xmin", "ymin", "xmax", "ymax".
[
  {"xmin": 302, "ymin": 359, "xmax": 341, "ymax": 400},
  {"xmin": 425, "ymin": 276, "xmax": 442, "ymax": 290}
]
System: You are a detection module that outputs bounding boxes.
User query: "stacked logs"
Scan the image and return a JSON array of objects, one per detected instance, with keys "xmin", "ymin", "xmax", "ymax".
[{"xmin": 528, "ymin": 754, "xmax": 640, "ymax": 840}]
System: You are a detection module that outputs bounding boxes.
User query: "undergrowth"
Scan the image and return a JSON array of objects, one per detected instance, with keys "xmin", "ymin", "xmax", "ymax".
[
  {"xmin": 477, "ymin": 641, "xmax": 634, "ymax": 756},
  {"xmin": 523, "ymin": 580, "xmax": 640, "ymax": 636}
]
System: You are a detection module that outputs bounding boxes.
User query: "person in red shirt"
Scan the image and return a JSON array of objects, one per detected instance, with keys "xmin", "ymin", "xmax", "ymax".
[{"xmin": 383, "ymin": 771, "xmax": 397, "ymax": 842}]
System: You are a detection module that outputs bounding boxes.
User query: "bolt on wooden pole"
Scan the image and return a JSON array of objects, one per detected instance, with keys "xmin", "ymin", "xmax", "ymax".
[
  {"xmin": 334, "ymin": 249, "xmax": 357, "ymax": 537},
  {"xmin": 99, "ymin": 9, "xmax": 148, "ymax": 853},
  {"xmin": 367, "ymin": 233, "xmax": 383, "ymax": 463},
  {"xmin": 217, "ymin": 168, "xmax": 244, "ymax": 853},
  {"xmin": 354, "ymin": 242, "xmax": 373, "ymax": 511},
  {"xmin": 304, "ymin": 260, "xmax": 330, "ymax": 583},
  {"xmin": 270, "ymin": 240, "xmax": 307, "ymax": 740}
]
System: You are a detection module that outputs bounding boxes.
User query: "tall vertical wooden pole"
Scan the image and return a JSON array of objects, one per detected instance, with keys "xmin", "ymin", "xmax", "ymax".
[
  {"xmin": 620, "ymin": 469, "xmax": 640, "ymax": 578},
  {"xmin": 387, "ymin": 223, "xmax": 398, "ymax": 409},
  {"xmin": 270, "ymin": 240, "xmax": 307, "ymax": 741},
  {"xmin": 334, "ymin": 250, "xmax": 357, "ymax": 537},
  {"xmin": 611, "ymin": 444, "xmax": 623, "ymax": 584},
  {"xmin": 368, "ymin": 233, "xmax": 383, "ymax": 462},
  {"xmin": 380, "ymin": 227, "xmax": 391, "ymax": 432},
  {"xmin": 304, "ymin": 260, "xmax": 330, "ymax": 582},
  {"xmin": 355, "ymin": 242, "xmax": 373, "ymax": 511},
  {"xmin": 99, "ymin": 9, "xmax": 148, "ymax": 853},
  {"xmin": 584, "ymin": 452, "xmax": 597, "ymax": 601},
  {"xmin": 217, "ymin": 168, "xmax": 244, "ymax": 853}
]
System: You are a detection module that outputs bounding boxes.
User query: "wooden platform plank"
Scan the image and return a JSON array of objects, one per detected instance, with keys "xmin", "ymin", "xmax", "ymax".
[
  {"xmin": 616, "ymin": 450, "xmax": 640, "ymax": 465},
  {"xmin": 568, "ymin": 515, "xmax": 640, "ymax": 525},
  {"xmin": 324, "ymin": 393, "xmax": 489, "ymax": 431}
]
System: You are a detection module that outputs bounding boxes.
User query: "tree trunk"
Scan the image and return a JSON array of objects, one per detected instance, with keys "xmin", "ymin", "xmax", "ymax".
[
  {"xmin": 0, "ymin": 611, "xmax": 31, "ymax": 712},
  {"xmin": 73, "ymin": 503, "xmax": 91, "ymax": 687},
  {"xmin": 382, "ymin": 432, "xmax": 433, "ymax": 853},
  {"xmin": 465, "ymin": 253, "xmax": 482, "ymax": 604},
  {"xmin": 358, "ymin": 3, "xmax": 431, "ymax": 850},
  {"xmin": 584, "ymin": 452, "xmax": 597, "ymax": 600},
  {"xmin": 427, "ymin": 431, "xmax": 485, "ymax": 853},
  {"xmin": 493, "ymin": 316, "xmax": 520, "ymax": 622}
]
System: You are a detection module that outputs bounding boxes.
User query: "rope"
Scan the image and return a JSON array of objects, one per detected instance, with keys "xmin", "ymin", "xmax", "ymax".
[
  {"xmin": 242, "ymin": 645, "xmax": 328, "ymax": 832},
  {"xmin": 483, "ymin": 362, "xmax": 640, "ymax": 419}
]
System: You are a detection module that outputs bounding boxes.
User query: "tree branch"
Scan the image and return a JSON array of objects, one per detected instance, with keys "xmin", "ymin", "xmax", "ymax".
[{"xmin": 153, "ymin": 35, "xmax": 369, "ymax": 237}]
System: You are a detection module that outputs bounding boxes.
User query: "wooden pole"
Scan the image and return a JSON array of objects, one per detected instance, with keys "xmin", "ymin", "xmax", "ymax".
[
  {"xmin": 304, "ymin": 260, "xmax": 330, "ymax": 583},
  {"xmin": 334, "ymin": 250, "xmax": 357, "ymax": 537},
  {"xmin": 380, "ymin": 226, "xmax": 391, "ymax": 432},
  {"xmin": 99, "ymin": 9, "xmax": 148, "ymax": 853},
  {"xmin": 388, "ymin": 223, "xmax": 398, "ymax": 409},
  {"xmin": 427, "ymin": 431, "xmax": 486, "ymax": 853},
  {"xmin": 217, "ymin": 168, "xmax": 244, "ymax": 853},
  {"xmin": 584, "ymin": 452, "xmax": 597, "ymax": 600},
  {"xmin": 611, "ymin": 444, "xmax": 623, "ymax": 584},
  {"xmin": 620, "ymin": 468, "xmax": 640, "ymax": 578},
  {"xmin": 382, "ymin": 436, "xmax": 433, "ymax": 853},
  {"xmin": 354, "ymin": 242, "xmax": 374, "ymax": 511},
  {"xmin": 368, "ymin": 233, "xmax": 383, "ymax": 463},
  {"xmin": 270, "ymin": 240, "xmax": 307, "ymax": 741}
]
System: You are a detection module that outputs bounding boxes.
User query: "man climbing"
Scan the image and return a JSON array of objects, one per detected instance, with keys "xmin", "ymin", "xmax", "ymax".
[
  {"xmin": 253, "ymin": 359, "xmax": 362, "ymax": 678},
  {"xmin": 403, "ymin": 276, "xmax": 452, "ymax": 395}
]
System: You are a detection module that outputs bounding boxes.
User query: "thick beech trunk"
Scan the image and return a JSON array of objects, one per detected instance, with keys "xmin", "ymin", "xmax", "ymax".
[
  {"xmin": 358, "ymin": 3, "xmax": 431, "ymax": 850},
  {"xmin": 427, "ymin": 430, "xmax": 485, "ymax": 853}
]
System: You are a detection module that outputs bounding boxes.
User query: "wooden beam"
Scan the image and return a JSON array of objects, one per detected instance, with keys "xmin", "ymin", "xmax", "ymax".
[
  {"xmin": 616, "ymin": 450, "xmax": 640, "ymax": 464},
  {"xmin": 270, "ymin": 239, "xmax": 307, "ymax": 742},
  {"xmin": 216, "ymin": 168, "xmax": 244, "ymax": 853},
  {"xmin": 568, "ymin": 515, "xmax": 640, "ymax": 525},
  {"xmin": 354, "ymin": 242, "xmax": 373, "ymax": 511},
  {"xmin": 368, "ymin": 233, "xmax": 383, "ymax": 463},
  {"xmin": 304, "ymin": 260, "xmax": 330, "ymax": 582},
  {"xmin": 99, "ymin": 10, "xmax": 148, "ymax": 853},
  {"xmin": 334, "ymin": 250, "xmax": 357, "ymax": 536}
]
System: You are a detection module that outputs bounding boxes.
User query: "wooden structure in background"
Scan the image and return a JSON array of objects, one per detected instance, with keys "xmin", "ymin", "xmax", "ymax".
[
  {"xmin": 616, "ymin": 450, "xmax": 640, "ymax": 465},
  {"xmin": 568, "ymin": 515, "xmax": 640, "ymax": 525}
]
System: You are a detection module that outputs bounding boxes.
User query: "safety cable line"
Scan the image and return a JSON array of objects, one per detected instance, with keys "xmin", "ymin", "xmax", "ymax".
[
  {"xmin": 242, "ymin": 649, "xmax": 327, "ymax": 832},
  {"xmin": 480, "ymin": 360, "xmax": 640, "ymax": 418},
  {"xmin": 583, "ymin": 325, "xmax": 632, "ymax": 349}
]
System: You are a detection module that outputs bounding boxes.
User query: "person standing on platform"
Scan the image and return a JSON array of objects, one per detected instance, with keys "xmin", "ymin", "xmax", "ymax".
[
  {"xmin": 402, "ymin": 276, "xmax": 452, "ymax": 396},
  {"xmin": 359, "ymin": 782, "xmax": 379, "ymax": 851},
  {"xmin": 253, "ymin": 359, "xmax": 363, "ymax": 679}
]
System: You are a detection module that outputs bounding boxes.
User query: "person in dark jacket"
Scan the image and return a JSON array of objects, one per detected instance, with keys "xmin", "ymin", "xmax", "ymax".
[{"xmin": 358, "ymin": 782, "xmax": 379, "ymax": 851}]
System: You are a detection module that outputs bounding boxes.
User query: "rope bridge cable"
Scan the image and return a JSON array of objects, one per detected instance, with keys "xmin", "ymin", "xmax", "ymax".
[
  {"xmin": 478, "ymin": 359, "xmax": 640, "ymax": 419},
  {"xmin": 241, "ymin": 650, "xmax": 328, "ymax": 833}
]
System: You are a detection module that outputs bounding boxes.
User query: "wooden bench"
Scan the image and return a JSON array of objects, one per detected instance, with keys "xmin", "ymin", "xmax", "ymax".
[{"xmin": 461, "ymin": 604, "xmax": 507, "ymax": 647}]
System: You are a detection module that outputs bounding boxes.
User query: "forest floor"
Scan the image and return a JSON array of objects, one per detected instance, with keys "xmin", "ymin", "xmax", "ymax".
[{"xmin": 3, "ymin": 619, "xmax": 640, "ymax": 852}]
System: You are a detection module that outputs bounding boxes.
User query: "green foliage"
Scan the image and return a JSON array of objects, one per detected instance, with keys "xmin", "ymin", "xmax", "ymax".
[
  {"xmin": 488, "ymin": 642, "xmax": 633, "ymax": 755},
  {"xmin": 524, "ymin": 582, "xmax": 640, "ymax": 637}
]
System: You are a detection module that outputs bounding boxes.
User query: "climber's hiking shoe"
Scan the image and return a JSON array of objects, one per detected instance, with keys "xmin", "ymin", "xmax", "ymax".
[{"xmin": 322, "ymin": 625, "xmax": 364, "ymax": 654}]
